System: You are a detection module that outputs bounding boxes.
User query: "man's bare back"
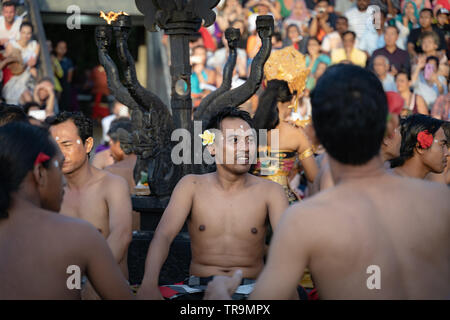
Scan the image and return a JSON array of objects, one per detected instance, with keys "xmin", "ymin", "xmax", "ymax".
[
  {"xmin": 0, "ymin": 204, "xmax": 131, "ymax": 300},
  {"xmin": 251, "ymin": 172, "xmax": 450, "ymax": 299},
  {"xmin": 104, "ymin": 158, "xmax": 136, "ymax": 195}
]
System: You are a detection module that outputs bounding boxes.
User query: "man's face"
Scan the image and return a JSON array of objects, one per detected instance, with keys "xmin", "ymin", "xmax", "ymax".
[
  {"xmin": 384, "ymin": 27, "xmax": 398, "ymax": 47},
  {"xmin": 2, "ymin": 5, "xmax": 15, "ymax": 24},
  {"xmin": 356, "ymin": 0, "xmax": 370, "ymax": 11},
  {"xmin": 336, "ymin": 18, "xmax": 348, "ymax": 34},
  {"xmin": 39, "ymin": 147, "xmax": 66, "ymax": 212},
  {"xmin": 343, "ymin": 33, "xmax": 355, "ymax": 50},
  {"xmin": 421, "ymin": 128, "xmax": 448, "ymax": 173},
  {"xmin": 373, "ymin": 56, "xmax": 388, "ymax": 78},
  {"xmin": 385, "ymin": 114, "xmax": 402, "ymax": 159},
  {"xmin": 419, "ymin": 11, "xmax": 432, "ymax": 28},
  {"xmin": 214, "ymin": 118, "xmax": 257, "ymax": 174},
  {"xmin": 109, "ymin": 139, "xmax": 125, "ymax": 162},
  {"xmin": 49, "ymin": 120, "xmax": 91, "ymax": 174}
]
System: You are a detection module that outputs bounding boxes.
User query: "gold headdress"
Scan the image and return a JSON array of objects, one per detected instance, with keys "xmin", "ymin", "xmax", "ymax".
[{"xmin": 264, "ymin": 46, "xmax": 309, "ymax": 113}]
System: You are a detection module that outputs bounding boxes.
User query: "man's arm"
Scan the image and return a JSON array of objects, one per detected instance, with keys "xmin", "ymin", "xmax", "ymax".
[
  {"xmin": 104, "ymin": 174, "xmax": 133, "ymax": 264},
  {"xmin": 267, "ymin": 182, "xmax": 289, "ymax": 230},
  {"xmin": 137, "ymin": 175, "xmax": 195, "ymax": 300},
  {"xmin": 250, "ymin": 205, "xmax": 312, "ymax": 299},
  {"xmin": 80, "ymin": 221, "xmax": 134, "ymax": 299}
]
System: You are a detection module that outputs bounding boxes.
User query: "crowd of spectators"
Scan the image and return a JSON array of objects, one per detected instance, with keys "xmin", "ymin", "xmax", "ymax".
[
  {"xmin": 0, "ymin": 0, "xmax": 448, "ymax": 134},
  {"xmin": 186, "ymin": 0, "xmax": 449, "ymax": 120}
]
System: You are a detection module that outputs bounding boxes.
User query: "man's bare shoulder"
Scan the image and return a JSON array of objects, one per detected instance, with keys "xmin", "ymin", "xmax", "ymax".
[
  {"xmin": 92, "ymin": 165, "xmax": 129, "ymax": 190},
  {"xmin": 247, "ymin": 174, "xmax": 285, "ymax": 193},
  {"xmin": 177, "ymin": 173, "xmax": 217, "ymax": 187},
  {"xmin": 37, "ymin": 208, "xmax": 103, "ymax": 243},
  {"xmin": 399, "ymin": 176, "xmax": 450, "ymax": 208}
]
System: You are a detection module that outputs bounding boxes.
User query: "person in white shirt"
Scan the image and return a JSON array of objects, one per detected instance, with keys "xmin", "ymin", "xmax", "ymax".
[
  {"xmin": 0, "ymin": 1, "xmax": 22, "ymax": 47},
  {"xmin": 345, "ymin": 0, "xmax": 371, "ymax": 45}
]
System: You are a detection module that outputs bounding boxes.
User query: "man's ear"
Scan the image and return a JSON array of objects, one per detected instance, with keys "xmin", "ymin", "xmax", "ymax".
[
  {"xmin": 415, "ymin": 143, "xmax": 426, "ymax": 155},
  {"xmin": 32, "ymin": 163, "xmax": 47, "ymax": 189},
  {"xmin": 84, "ymin": 137, "xmax": 94, "ymax": 154},
  {"xmin": 385, "ymin": 113, "xmax": 396, "ymax": 140}
]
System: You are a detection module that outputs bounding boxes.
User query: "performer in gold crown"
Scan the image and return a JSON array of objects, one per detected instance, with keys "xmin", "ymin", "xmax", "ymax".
[{"xmin": 253, "ymin": 46, "xmax": 318, "ymax": 204}]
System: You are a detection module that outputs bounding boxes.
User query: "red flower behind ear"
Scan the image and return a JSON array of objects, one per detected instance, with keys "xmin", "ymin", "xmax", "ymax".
[
  {"xmin": 417, "ymin": 130, "xmax": 433, "ymax": 149},
  {"xmin": 34, "ymin": 152, "xmax": 50, "ymax": 166}
]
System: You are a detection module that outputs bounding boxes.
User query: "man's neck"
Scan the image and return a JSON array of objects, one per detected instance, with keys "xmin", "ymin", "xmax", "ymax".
[
  {"xmin": 65, "ymin": 160, "xmax": 94, "ymax": 189},
  {"xmin": 329, "ymin": 154, "xmax": 387, "ymax": 184},
  {"xmin": 5, "ymin": 19, "xmax": 14, "ymax": 30},
  {"xmin": 395, "ymin": 157, "xmax": 430, "ymax": 179},
  {"xmin": 422, "ymin": 25, "xmax": 432, "ymax": 32},
  {"xmin": 214, "ymin": 167, "xmax": 249, "ymax": 191},
  {"xmin": 385, "ymin": 44, "xmax": 397, "ymax": 53}
]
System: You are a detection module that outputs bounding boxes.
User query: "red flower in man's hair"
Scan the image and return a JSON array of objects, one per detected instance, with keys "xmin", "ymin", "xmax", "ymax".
[
  {"xmin": 34, "ymin": 152, "xmax": 50, "ymax": 166},
  {"xmin": 417, "ymin": 130, "xmax": 433, "ymax": 149}
]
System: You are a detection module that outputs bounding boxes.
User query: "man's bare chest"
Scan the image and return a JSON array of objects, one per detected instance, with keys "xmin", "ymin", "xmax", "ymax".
[
  {"xmin": 190, "ymin": 191, "xmax": 269, "ymax": 235},
  {"xmin": 60, "ymin": 187, "xmax": 109, "ymax": 232}
]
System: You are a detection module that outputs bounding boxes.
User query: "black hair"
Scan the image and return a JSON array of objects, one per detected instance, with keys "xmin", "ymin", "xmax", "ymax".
[
  {"xmin": 337, "ymin": 16, "xmax": 348, "ymax": 23},
  {"xmin": 394, "ymin": 68, "xmax": 411, "ymax": 81},
  {"xmin": 0, "ymin": 103, "xmax": 28, "ymax": 126},
  {"xmin": 286, "ymin": 24, "xmax": 301, "ymax": 35},
  {"xmin": 20, "ymin": 21, "xmax": 33, "ymax": 32},
  {"xmin": 108, "ymin": 117, "xmax": 132, "ymax": 142},
  {"xmin": 205, "ymin": 106, "xmax": 254, "ymax": 131},
  {"xmin": 2, "ymin": 1, "xmax": 16, "ymax": 8},
  {"xmin": 420, "ymin": 8, "xmax": 433, "ymax": 17},
  {"xmin": 0, "ymin": 122, "xmax": 58, "ymax": 219},
  {"xmin": 45, "ymin": 111, "xmax": 93, "ymax": 143},
  {"xmin": 253, "ymin": 80, "xmax": 293, "ymax": 131},
  {"xmin": 386, "ymin": 24, "xmax": 399, "ymax": 34},
  {"xmin": 22, "ymin": 102, "xmax": 42, "ymax": 115},
  {"xmin": 391, "ymin": 114, "xmax": 444, "ymax": 167},
  {"xmin": 272, "ymin": 32, "xmax": 282, "ymax": 43},
  {"xmin": 425, "ymin": 55, "xmax": 439, "ymax": 66},
  {"xmin": 311, "ymin": 64, "xmax": 388, "ymax": 165},
  {"xmin": 342, "ymin": 30, "xmax": 356, "ymax": 40},
  {"xmin": 307, "ymin": 36, "xmax": 321, "ymax": 45},
  {"xmin": 442, "ymin": 122, "xmax": 450, "ymax": 147}
]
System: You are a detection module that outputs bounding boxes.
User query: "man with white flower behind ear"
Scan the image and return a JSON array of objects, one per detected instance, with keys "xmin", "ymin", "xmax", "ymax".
[{"xmin": 137, "ymin": 106, "xmax": 289, "ymax": 300}]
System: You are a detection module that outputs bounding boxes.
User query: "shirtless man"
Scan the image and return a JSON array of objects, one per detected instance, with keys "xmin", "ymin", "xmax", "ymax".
[
  {"xmin": 137, "ymin": 107, "xmax": 288, "ymax": 300},
  {"xmin": 47, "ymin": 112, "xmax": 132, "ymax": 297},
  {"xmin": 0, "ymin": 122, "xmax": 132, "ymax": 299},
  {"xmin": 104, "ymin": 117, "xmax": 140, "ymax": 230},
  {"xmin": 393, "ymin": 114, "xmax": 448, "ymax": 179},
  {"xmin": 105, "ymin": 118, "xmax": 137, "ymax": 192},
  {"xmin": 206, "ymin": 65, "xmax": 450, "ymax": 299}
]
